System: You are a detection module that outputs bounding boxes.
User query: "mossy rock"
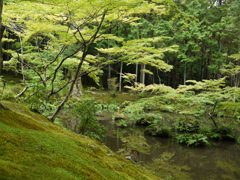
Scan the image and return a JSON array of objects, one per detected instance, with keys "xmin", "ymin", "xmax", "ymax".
[
  {"xmin": 144, "ymin": 124, "xmax": 172, "ymax": 138},
  {"xmin": 136, "ymin": 116, "xmax": 156, "ymax": 126}
]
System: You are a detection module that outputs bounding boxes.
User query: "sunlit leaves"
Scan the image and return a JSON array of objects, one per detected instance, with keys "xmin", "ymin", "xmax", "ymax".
[
  {"xmin": 177, "ymin": 78, "xmax": 226, "ymax": 93},
  {"xmin": 98, "ymin": 36, "xmax": 178, "ymax": 73}
]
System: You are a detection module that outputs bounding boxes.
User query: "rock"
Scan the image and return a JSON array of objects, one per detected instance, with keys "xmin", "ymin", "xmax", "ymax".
[{"xmin": 125, "ymin": 150, "xmax": 140, "ymax": 163}]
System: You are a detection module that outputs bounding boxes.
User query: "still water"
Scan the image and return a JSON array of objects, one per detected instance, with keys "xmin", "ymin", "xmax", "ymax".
[{"xmin": 101, "ymin": 118, "xmax": 240, "ymax": 180}]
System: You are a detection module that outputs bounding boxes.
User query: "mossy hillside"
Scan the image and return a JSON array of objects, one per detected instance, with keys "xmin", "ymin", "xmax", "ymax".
[{"xmin": 0, "ymin": 101, "xmax": 160, "ymax": 180}]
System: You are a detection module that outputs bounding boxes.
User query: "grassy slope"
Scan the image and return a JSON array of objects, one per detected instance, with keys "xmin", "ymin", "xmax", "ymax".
[{"xmin": 0, "ymin": 101, "xmax": 161, "ymax": 180}]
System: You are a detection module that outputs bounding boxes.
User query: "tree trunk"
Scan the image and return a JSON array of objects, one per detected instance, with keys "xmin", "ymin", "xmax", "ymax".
[
  {"xmin": 183, "ymin": 63, "xmax": 187, "ymax": 85},
  {"xmin": 119, "ymin": 61, "xmax": 123, "ymax": 92},
  {"xmin": 140, "ymin": 63, "xmax": 146, "ymax": 85},
  {"xmin": 135, "ymin": 63, "xmax": 138, "ymax": 82},
  {"xmin": 50, "ymin": 52, "xmax": 87, "ymax": 122},
  {"xmin": 50, "ymin": 10, "xmax": 107, "ymax": 122},
  {"xmin": 72, "ymin": 76, "xmax": 83, "ymax": 97},
  {"xmin": 18, "ymin": 35, "xmax": 25, "ymax": 83},
  {"xmin": 0, "ymin": 1, "xmax": 5, "ymax": 73},
  {"xmin": 108, "ymin": 64, "xmax": 111, "ymax": 79}
]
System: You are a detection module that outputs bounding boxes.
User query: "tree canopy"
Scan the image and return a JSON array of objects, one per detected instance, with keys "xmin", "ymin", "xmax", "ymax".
[{"xmin": 1, "ymin": 0, "xmax": 239, "ymax": 121}]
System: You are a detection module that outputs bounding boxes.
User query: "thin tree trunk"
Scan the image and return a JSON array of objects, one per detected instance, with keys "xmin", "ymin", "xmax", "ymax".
[
  {"xmin": 107, "ymin": 41, "xmax": 111, "ymax": 79},
  {"xmin": 156, "ymin": 68, "xmax": 161, "ymax": 84},
  {"xmin": 208, "ymin": 101, "xmax": 218, "ymax": 128},
  {"xmin": 183, "ymin": 63, "xmax": 187, "ymax": 85},
  {"xmin": 135, "ymin": 63, "xmax": 138, "ymax": 82},
  {"xmin": 140, "ymin": 63, "xmax": 146, "ymax": 85},
  {"xmin": 108, "ymin": 64, "xmax": 111, "ymax": 79},
  {"xmin": 50, "ymin": 52, "xmax": 87, "ymax": 122},
  {"xmin": 50, "ymin": 9, "xmax": 107, "ymax": 122},
  {"xmin": 18, "ymin": 35, "xmax": 25, "ymax": 83},
  {"xmin": 119, "ymin": 61, "xmax": 123, "ymax": 92}
]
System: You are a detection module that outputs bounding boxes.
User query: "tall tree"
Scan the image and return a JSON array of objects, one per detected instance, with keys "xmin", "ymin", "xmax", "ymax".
[{"xmin": 4, "ymin": 0, "xmax": 165, "ymax": 121}]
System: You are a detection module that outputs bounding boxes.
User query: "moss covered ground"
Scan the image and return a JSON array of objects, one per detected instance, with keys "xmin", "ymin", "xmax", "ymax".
[{"xmin": 0, "ymin": 101, "xmax": 161, "ymax": 180}]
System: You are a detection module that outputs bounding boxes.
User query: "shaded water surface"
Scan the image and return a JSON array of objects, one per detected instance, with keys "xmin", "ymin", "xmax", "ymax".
[{"xmin": 101, "ymin": 116, "xmax": 240, "ymax": 180}]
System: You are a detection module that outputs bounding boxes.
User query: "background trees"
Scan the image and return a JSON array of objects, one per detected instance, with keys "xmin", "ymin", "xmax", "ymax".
[
  {"xmin": 1, "ymin": 0, "xmax": 239, "ymax": 121},
  {"xmin": 2, "ymin": 0, "xmax": 172, "ymax": 120}
]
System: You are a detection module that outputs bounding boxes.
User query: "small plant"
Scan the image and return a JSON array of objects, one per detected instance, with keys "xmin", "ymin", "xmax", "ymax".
[
  {"xmin": 110, "ymin": 91, "xmax": 117, "ymax": 98},
  {"xmin": 119, "ymin": 101, "xmax": 131, "ymax": 109},
  {"xmin": 177, "ymin": 133, "xmax": 210, "ymax": 147},
  {"xmin": 118, "ymin": 119, "xmax": 128, "ymax": 128},
  {"xmin": 73, "ymin": 98, "xmax": 106, "ymax": 141},
  {"xmin": 138, "ymin": 92, "xmax": 147, "ymax": 98},
  {"xmin": 145, "ymin": 124, "xmax": 172, "ymax": 137},
  {"xmin": 107, "ymin": 77, "xmax": 118, "ymax": 97},
  {"xmin": 210, "ymin": 126, "xmax": 236, "ymax": 141},
  {"xmin": 175, "ymin": 119, "xmax": 200, "ymax": 133},
  {"xmin": 136, "ymin": 114, "xmax": 161, "ymax": 126}
]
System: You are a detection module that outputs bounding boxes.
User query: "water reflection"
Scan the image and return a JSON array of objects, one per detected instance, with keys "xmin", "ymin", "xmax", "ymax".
[{"xmin": 102, "ymin": 119, "xmax": 240, "ymax": 180}]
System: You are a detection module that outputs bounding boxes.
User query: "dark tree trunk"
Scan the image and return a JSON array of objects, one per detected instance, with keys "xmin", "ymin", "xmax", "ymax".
[{"xmin": 0, "ymin": 1, "xmax": 5, "ymax": 73}]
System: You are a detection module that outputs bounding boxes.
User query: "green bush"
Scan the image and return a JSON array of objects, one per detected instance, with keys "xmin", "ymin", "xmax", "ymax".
[
  {"xmin": 136, "ymin": 114, "xmax": 161, "ymax": 126},
  {"xmin": 177, "ymin": 133, "xmax": 210, "ymax": 147},
  {"xmin": 210, "ymin": 126, "xmax": 236, "ymax": 141},
  {"xmin": 117, "ymin": 119, "xmax": 128, "ymax": 128},
  {"xmin": 175, "ymin": 119, "xmax": 200, "ymax": 133},
  {"xmin": 144, "ymin": 124, "xmax": 172, "ymax": 137},
  {"xmin": 73, "ymin": 98, "xmax": 106, "ymax": 141}
]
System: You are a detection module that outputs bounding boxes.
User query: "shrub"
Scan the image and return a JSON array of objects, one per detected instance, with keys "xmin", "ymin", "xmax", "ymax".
[
  {"xmin": 210, "ymin": 126, "xmax": 236, "ymax": 141},
  {"xmin": 144, "ymin": 124, "xmax": 172, "ymax": 137},
  {"xmin": 136, "ymin": 114, "xmax": 161, "ymax": 126},
  {"xmin": 107, "ymin": 77, "xmax": 118, "ymax": 91},
  {"xmin": 175, "ymin": 119, "xmax": 200, "ymax": 133},
  {"xmin": 177, "ymin": 133, "xmax": 210, "ymax": 147},
  {"xmin": 117, "ymin": 119, "xmax": 128, "ymax": 128},
  {"xmin": 73, "ymin": 98, "xmax": 106, "ymax": 141}
]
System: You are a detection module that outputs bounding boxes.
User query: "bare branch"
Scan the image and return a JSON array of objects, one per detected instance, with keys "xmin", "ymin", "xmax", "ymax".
[
  {"xmin": 48, "ymin": 79, "xmax": 72, "ymax": 98},
  {"xmin": 50, "ymin": 45, "xmax": 83, "ymax": 94},
  {"xmin": 14, "ymin": 85, "xmax": 35, "ymax": 98}
]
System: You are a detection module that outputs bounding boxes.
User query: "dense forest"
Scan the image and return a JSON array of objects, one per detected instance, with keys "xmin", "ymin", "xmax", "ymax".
[
  {"xmin": 0, "ymin": 0, "xmax": 240, "ymax": 179},
  {"xmin": 1, "ymin": 0, "xmax": 239, "ymax": 118},
  {"xmin": 0, "ymin": 0, "xmax": 239, "ymax": 136}
]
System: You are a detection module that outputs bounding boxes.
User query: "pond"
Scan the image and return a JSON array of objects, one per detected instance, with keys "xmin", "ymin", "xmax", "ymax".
[
  {"xmin": 100, "ymin": 114, "xmax": 240, "ymax": 180},
  {"xmin": 61, "ymin": 111, "xmax": 240, "ymax": 180}
]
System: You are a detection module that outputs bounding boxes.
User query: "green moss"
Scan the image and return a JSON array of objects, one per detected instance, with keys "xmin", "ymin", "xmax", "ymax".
[{"xmin": 0, "ymin": 101, "xmax": 161, "ymax": 180}]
